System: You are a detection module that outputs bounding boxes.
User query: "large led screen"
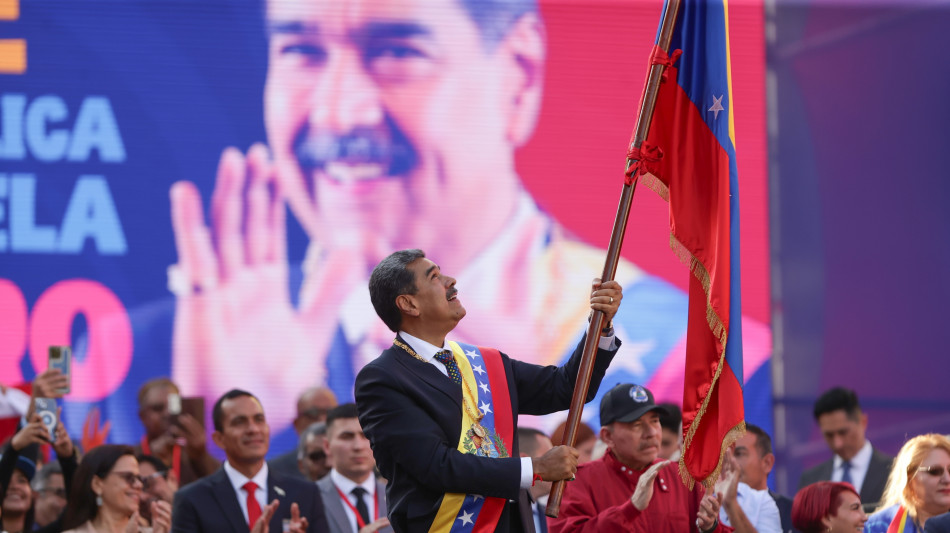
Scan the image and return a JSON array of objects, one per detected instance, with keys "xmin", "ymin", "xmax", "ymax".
[{"xmin": 0, "ymin": 0, "xmax": 771, "ymax": 457}]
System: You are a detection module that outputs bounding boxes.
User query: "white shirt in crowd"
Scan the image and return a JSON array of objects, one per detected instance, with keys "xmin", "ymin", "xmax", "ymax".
[{"xmin": 719, "ymin": 482, "xmax": 783, "ymax": 533}]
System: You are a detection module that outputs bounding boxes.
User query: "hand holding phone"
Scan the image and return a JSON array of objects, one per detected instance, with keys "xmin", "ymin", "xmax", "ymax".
[
  {"xmin": 48, "ymin": 346, "xmax": 72, "ymax": 395},
  {"xmin": 34, "ymin": 397, "xmax": 58, "ymax": 442}
]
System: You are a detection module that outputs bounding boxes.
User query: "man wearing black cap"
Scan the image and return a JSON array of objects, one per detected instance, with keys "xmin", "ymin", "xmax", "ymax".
[{"xmin": 549, "ymin": 383, "xmax": 732, "ymax": 533}]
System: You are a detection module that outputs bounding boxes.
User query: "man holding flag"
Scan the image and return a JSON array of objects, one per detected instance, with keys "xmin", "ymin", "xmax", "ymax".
[{"xmin": 355, "ymin": 249, "xmax": 624, "ymax": 532}]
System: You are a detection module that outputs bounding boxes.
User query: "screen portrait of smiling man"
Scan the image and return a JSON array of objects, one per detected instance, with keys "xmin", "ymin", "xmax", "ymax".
[
  {"xmin": 171, "ymin": 390, "xmax": 329, "ymax": 533},
  {"xmin": 166, "ymin": 0, "xmax": 774, "ymax": 440},
  {"xmin": 355, "ymin": 249, "xmax": 623, "ymax": 532}
]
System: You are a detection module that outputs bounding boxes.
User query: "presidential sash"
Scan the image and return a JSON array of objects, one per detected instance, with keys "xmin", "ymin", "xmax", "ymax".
[
  {"xmin": 428, "ymin": 342, "xmax": 514, "ymax": 533},
  {"xmin": 886, "ymin": 506, "xmax": 917, "ymax": 533}
]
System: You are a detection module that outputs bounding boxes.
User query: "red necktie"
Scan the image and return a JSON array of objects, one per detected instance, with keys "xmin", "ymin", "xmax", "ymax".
[{"xmin": 243, "ymin": 481, "xmax": 261, "ymax": 529}]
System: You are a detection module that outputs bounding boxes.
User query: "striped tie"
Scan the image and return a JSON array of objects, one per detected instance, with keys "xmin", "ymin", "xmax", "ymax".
[{"xmin": 434, "ymin": 350, "xmax": 462, "ymax": 385}]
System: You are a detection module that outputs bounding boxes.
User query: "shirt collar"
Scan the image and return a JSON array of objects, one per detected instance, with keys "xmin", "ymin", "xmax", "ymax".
[
  {"xmin": 398, "ymin": 331, "xmax": 449, "ymax": 363},
  {"xmin": 223, "ymin": 460, "xmax": 268, "ymax": 494},
  {"xmin": 330, "ymin": 468, "xmax": 376, "ymax": 497},
  {"xmin": 834, "ymin": 439, "xmax": 873, "ymax": 470}
]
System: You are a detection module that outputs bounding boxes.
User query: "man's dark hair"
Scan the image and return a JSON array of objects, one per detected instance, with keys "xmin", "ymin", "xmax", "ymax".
[
  {"xmin": 457, "ymin": 0, "xmax": 538, "ymax": 47},
  {"xmin": 326, "ymin": 403, "xmax": 360, "ymax": 433},
  {"xmin": 136, "ymin": 453, "xmax": 167, "ymax": 474},
  {"xmin": 657, "ymin": 402, "xmax": 682, "ymax": 432},
  {"xmin": 369, "ymin": 249, "xmax": 426, "ymax": 332},
  {"xmin": 744, "ymin": 423, "xmax": 773, "ymax": 457},
  {"xmin": 813, "ymin": 387, "xmax": 862, "ymax": 421},
  {"xmin": 212, "ymin": 389, "xmax": 258, "ymax": 432},
  {"xmin": 517, "ymin": 427, "xmax": 549, "ymax": 457}
]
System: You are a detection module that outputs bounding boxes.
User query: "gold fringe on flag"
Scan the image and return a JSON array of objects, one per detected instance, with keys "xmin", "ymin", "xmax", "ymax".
[{"xmin": 643, "ymin": 177, "xmax": 743, "ymax": 490}]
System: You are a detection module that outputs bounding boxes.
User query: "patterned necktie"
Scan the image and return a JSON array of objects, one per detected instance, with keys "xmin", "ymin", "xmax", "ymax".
[
  {"xmin": 841, "ymin": 460, "xmax": 853, "ymax": 485},
  {"xmin": 433, "ymin": 350, "xmax": 462, "ymax": 385},
  {"xmin": 243, "ymin": 481, "xmax": 261, "ymax": 529},
  {"xmin": 351, "ymin": 486, "xmax": 371, "ymax": 528}
]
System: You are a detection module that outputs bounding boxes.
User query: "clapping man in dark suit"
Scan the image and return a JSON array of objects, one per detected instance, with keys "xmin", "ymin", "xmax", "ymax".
[
  {"xmin": 317, "ymin": 403, "xmax": 391, "ymax": 533},
  {"xmin": 172, "ymin": 389, "xmax": 329, "ymax": 532},
  {"xmin": 797, "ymin": 387, "xmax": 893, "ymax": 512},
  {"xmin": 355, "ymin": 249, "xmax": 623, "ymax": 532}
]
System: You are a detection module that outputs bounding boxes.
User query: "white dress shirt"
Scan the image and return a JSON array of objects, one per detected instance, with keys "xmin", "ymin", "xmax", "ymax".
[
  {"xmin": 832, "ymin": 439, "xmax": 873, "ymax": 493},
  {"xmin": 719, "ymin": 482, "xmax": 782, "ymax": 533},
  {"xmin": 330, "ymin": 468, "xmax": 378, "ymax": 531},
  {"xmin": 223, "ymin": 461, "xmax": 268, "ymax": 525}
]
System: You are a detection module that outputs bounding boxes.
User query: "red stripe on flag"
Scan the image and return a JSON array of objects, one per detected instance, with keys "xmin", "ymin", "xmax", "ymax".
[{"xmin": 643, "ymin": 59, "xmax": 744, "ymax": 487}]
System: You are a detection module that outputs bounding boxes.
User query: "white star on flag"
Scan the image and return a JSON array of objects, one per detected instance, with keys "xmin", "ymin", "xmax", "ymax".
[
  {"xmin": 479, "ymin": 382, "xmax": 490, "ymax": 394},
  {"xmin": 708, "ymin": 94, "xmax": 724, "ymax": 119},
  {"xmin": 472, "ymin": 495, "xmax": 483, "ymax": 501},
  {"xmin": 472, "ymin": 365, "xmax": 485, "ymax": 375},
  {"xmin": 458, "ymin": 510, "xmax": 474, "ymax": 526},
  {"xmin": 465, "ymin": 349, "xmax": 479, "ymax": 360},
  {"xmin": 480, "ymin": 401, "xmax": 492, "ymax": 414}
]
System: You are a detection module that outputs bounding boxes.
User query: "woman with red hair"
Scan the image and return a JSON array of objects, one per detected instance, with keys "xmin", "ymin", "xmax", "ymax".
[{"xmin": 793, "ymin": 481, "xmax": 867, "ymax": 532}]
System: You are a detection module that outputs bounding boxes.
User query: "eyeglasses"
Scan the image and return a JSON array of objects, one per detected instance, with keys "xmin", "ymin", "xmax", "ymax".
[
  {"xmin": 142, "ymin": 470, "xmax": 168, "ymax": 488},
  {"xmin": 109, "ymin": 471, "xmax": 147, "ymax": 486},
  {"xmin": 916, "ymin": 465, "xmax": 950, "ymax": 477},
  {"xmin": 38, "ymin": 487, "xmax": 67, "ymax": 498},
  {"xmin": 307, "ymin": 451, "xmax": 326, "ymax": 462}
]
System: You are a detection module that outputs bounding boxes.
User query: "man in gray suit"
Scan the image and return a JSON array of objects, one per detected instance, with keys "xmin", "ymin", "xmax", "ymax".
[
  {"xmin": 797, "ymin": 387, "xmax": 893, "ymax": 512},
  {"xmin": 317, "ymin": 404, "xmax": 391, "ymax": 533}
]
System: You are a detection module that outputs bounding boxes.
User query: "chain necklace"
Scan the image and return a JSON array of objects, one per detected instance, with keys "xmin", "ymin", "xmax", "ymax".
[{"xmin": 393, "ymin": 338, "xmax": 486, "ymax": 431}]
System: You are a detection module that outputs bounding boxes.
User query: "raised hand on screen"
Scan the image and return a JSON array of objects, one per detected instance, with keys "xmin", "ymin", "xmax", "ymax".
[{"xmin": 169, "ymin": 144, "xmax": 361, "ymax": 430}]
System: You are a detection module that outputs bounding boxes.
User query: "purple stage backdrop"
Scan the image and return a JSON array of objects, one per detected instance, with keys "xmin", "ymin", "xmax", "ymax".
[{"xmin": 769, "ymin": 0, "xmax": 950, "ymax": 497}]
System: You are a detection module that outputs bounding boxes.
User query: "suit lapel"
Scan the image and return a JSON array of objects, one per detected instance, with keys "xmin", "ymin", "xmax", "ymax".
[
  {"xmin": 210, "ymin": 470, "xmax": 251, "ymax": 533},
  {"xmin": 268, "ymin": 473, "xmax": 288, "ymax": 533},
  {"xmin": 318, "ymin": 477, "xmax": 352, "ymax": 533},
  {"xmin": 391, "ymin": 338, "xmax": 462, "ymax": 410}
]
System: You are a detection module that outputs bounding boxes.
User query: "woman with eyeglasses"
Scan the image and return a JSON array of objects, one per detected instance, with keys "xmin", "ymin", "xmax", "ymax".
[
  {"xmin": 61, "ymin": 445, "xmax": 171, "ymax": 533},
  {"xmin": 864, "ymin": 433, "xmax": 950, "ymax": 533}
]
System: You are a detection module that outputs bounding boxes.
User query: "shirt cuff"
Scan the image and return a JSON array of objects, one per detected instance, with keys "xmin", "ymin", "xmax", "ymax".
[
  {"xmin": 520, "ymin": 457, "xmax": 535, "ymax": 489},
  {"xmin": 598, "ymin": 333, "xmax": 618, "ymax": 351}
]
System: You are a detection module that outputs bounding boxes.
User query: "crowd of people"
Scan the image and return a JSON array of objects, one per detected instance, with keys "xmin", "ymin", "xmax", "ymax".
[
  {"xmin": 2, "ymin": 251, "xmax": 949, "ymax": 533},
  {"xmin": 3, "ymin": 368, "xmax": 950, "ymax": 533}
]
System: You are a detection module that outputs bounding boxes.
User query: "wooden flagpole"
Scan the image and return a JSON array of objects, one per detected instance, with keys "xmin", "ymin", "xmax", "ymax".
[{"xmin": 545, "ymin": 0, "xmax": 682, "ymax": 518}]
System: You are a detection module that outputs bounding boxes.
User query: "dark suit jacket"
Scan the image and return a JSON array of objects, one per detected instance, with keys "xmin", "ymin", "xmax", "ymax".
[
  {"xmin": 797, "ymin": 446, "xmax": 893, "ymax": 512},
  {"xmin": 316, "ymin": 474, "xmax": 392, "ymax": 533},
  {"xmin": 354, "ymin": 334, "xmax": 618, "ymax": 533},
  {"xmin": 172, "ymin": 467, "xmax": 329, "ymax": 533},
  {"xmin": 924, "ymin": 512, "xmax": 950, "ymax": 533},
  {"xmin": 769, "ymin": 489, "xmax": 797, "ymax": 533},
  {"xmin": 269, "ymin": 449, "xmax": 306, "ymax": 480}
]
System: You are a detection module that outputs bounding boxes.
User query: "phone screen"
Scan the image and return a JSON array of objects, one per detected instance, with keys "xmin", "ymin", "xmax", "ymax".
[{"xmin": 48, "ymin": 346, "xmax": 71, "ymax": 394}]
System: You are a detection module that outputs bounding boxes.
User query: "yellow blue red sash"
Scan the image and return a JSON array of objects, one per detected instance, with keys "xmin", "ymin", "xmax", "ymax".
[{"xmin": 427, "ymin": 342, "xmax": 513, "ymax": 533}]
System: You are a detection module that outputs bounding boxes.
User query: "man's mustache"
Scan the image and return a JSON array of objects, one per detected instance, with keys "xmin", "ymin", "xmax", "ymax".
[{"xmin": 294, "ymin": 120, "xmax": 417, "ymax": 178}]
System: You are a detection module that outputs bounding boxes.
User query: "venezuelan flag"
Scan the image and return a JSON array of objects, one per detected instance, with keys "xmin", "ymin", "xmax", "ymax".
[{"xmin": 639, "ymin": 0, "xmax": 744, "ymax": 489}]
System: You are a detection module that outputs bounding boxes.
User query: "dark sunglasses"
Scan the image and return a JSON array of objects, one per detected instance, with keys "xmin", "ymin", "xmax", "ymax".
[
  {"xmin": 916, "ymin": 465, "xmax": 950, "ymax": 477},
  {"xmin": 307, "ymin": 451, "xmax": 327, "ymax": 462},
  {"xmin": 109, "ymin": 471, "xmax": 146, "ymax": 486}
]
